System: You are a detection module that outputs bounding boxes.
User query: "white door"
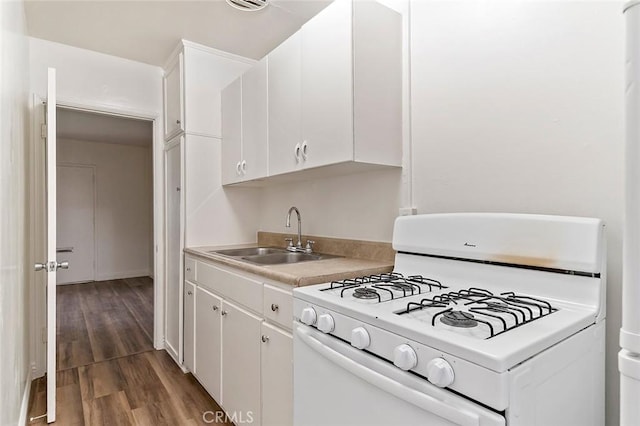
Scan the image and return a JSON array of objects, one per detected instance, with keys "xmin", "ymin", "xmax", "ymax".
[
  {"xmin": 261, "ymin": 322, "xmax": 293, "ymax": 426},
  {"xmin": 194, "ymin": 286, "xmax": 222, "ymax": 401},
  {"xmin": 34, "ymin": 68, "xmax": 64, "ymax": 423},
  {"xmin": 56, "ymin": 165, "xmax": 95, "ymax": 284}
]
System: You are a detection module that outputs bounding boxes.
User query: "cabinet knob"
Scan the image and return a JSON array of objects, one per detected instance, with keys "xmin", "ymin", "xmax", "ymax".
[
  {"xmin": 221, "ymin": 310, "xmax": 228, "ymax": 316},
  {"xmin": 213, "ymin": 305, "xmax": 219, "ymax": 311},
  {"xmin": 186, "ymin": 267, "xmax": 191, "ymax": 272},
  {"xmin": 236, "ymin": 161, "xmax": 242, "ymax": 175},
  {"xmin": 301, "ymin": 140, "xmax": 309, "ymax": 160},
  {"xmin": 271, "ymin": 303, "xmax": 279, "ymax": 312},
  {"xmin": 241, "ymin": 160, "xmax": 247, "ymax": 174},
  {"xmin": 187, "ymin": 290, "xmax": 192, "ymax": 296},
  {"xmin": 176, "ymin": 119, "xmax": 181, "ymax": 125},
  {"xmin": 261, "ymin": 335, "xmax": 269, "ymax": 343}
]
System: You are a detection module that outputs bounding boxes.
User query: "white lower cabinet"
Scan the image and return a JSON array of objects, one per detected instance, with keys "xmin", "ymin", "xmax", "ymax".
[
  {"xmin": 261, "ymin": 322, "xmax": 293, "ymax": 426},
  {"xmin": 195, "ymin": 286, "xmax": 223, "ymax": 402},
  {"xmin": 183, "ymin": 281, "xmax": 196, "ymax": 372},
  {"xmin": 221, "ymin": 300, "xmax": 262, "ymax": 425},
  {"xmin": 184, "ymin": 256, "xmax": 293, "ymax": 426}
]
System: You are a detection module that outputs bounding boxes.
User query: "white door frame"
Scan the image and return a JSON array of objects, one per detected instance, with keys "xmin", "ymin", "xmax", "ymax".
[
  {"xmin": 56, "ymin": 163, "xmax": 97, "ymax": 284},
  {"xmin": 29, "ymin": 96, "xmax": 165, "ymax": 378}
]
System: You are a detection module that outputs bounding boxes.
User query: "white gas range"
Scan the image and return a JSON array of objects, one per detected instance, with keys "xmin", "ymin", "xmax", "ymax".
[{"xmin": 293, "ymin": 213, "xmax": 606, "ymax": 426}]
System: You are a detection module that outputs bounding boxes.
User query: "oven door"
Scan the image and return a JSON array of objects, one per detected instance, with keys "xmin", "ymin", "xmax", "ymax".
[{"xmin": 294, "ymin": 323, "xmax": 505, "ymax": 426}]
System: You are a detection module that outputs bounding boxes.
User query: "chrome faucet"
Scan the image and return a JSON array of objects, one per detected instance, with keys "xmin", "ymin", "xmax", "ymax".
[{"xmin": 286, "ymin": 206, "xmax": 303, "ymax": 251}]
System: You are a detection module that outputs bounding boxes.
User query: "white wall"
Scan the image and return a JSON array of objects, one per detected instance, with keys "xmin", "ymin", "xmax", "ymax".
[
  {"xmin": 258, "ymin": 1, "xmax": 625, "ymax": 424},
  {"xmin": 0, "ymin": 0, "xmax": 31, "ymax": 424},
  {"xmin": 58, "ymin": 139, "xmax": 153, "ymax": 280}
]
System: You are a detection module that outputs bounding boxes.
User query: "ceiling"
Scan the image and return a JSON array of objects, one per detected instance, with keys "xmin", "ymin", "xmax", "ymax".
[
  {"xmin": 57, "ymin": 108, "xmax": 153, "ymax": 146},
  {"xmin": 24, "ymin": 0, "xmax": 331, "ymax": 66}
]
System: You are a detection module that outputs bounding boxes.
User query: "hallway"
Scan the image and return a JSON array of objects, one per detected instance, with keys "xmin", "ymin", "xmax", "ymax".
[{"xmin": 28, "ymin": 278, "xmax": 227, "ymax": 425}]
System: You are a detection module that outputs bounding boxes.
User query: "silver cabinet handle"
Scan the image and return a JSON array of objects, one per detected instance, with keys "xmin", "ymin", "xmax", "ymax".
[
  {"xmin": 221, "ymin": 310, "xmax": 227, "ymax": 316},
  {"xmin": 261, "ymin": 335, "xmax": 269, "ymax": 343},
  {"xmin": 236, "ymin": 161, "xmax": 242, "ymax": 175},
  {"xmin": 187, "ymin": 290, "xmax": 192, "ymax": 296},
  {"xmin": 301, "ymin": 140, "xmax": 309, "ymax": 160},
  {"xmin": 176, "ymin": 119, "xmax": 181, "ymax": 125},
  {"xmin": 213, "ymin": 305, "xmax": 219, "ymax": 311},
  {"xmin": 241, "ymin": 160, "xmax": 247, "ymax": 174},
  {"xmin": 271, "ymin": 304, "xmax": 279, "ymax": 312},
  {"xmin": 176, "ymin": 187, "xmax": 181, "ymax": 192},
  {"xmin": 294, "ymin": 143, "xmax": 301, "ymax": 162}
]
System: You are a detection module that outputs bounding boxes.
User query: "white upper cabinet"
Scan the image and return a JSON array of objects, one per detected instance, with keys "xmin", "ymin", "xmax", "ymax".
[
  {"xmin": 164, "ymin": 52, "xmax": 184, "ymax": 140},
  {"xmin": 163, "ymin": 41, "xmax": 254, "ymax": 142},
  {"xmin": 300, "ymin": 0, "xmax": 353, "ymax": 170},
  {"xmin": 267, "ymin": 0, "xmax": 402, "ymax": 179},
  {"xmin": 221, "ymin": 57, "xmax": 268, "ymax": 184},
  {"xmin": 267, "ymin": 33, "xmax": 302, "ymax": 177}
]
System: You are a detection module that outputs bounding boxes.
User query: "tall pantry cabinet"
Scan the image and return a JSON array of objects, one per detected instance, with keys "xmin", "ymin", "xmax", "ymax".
[{"xmin": 162, "ymin": 40, "xmax": 253, "ymax": 364}]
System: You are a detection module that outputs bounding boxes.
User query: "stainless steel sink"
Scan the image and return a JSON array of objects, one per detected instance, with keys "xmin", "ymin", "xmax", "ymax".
[
  {"xmin": 241, "ymin": 252, "xmax": 325, "ymax": 265},
  {"xmin": 211, "ymin": 246, "xmax": 339, "ymax": 265},
  {"xmin": 210, "ymin": 247, "xmax": 286, "ymax": 257}
]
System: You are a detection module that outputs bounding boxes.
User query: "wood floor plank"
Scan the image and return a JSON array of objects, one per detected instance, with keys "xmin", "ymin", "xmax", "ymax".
[
  {"xmin": 82, "ymin": 391, "xmax": 135, "ymax": 426},
  {"xmin": 78, "ymin": 358, "xmax": 128, "ymax": 401}
]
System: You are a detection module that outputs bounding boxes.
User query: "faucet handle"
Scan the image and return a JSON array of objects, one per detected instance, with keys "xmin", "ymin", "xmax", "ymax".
[
  {"xmin": 285, "ymin": 237, "xmax": 294, "ymax": 248},
  {"xmin": 305, "ymin": 240, "xmax": 315, "ymax": 253}
]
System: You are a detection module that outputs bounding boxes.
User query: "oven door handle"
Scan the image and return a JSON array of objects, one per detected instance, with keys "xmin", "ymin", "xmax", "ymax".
[{"xmin": 295, "ymin": 326, "xmax": 481, "ymax": 426}]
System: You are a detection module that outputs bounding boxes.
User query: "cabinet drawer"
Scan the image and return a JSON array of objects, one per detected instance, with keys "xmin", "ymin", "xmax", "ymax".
[
  {"xmin": 196, "ymin": 261, "xmax": 263, "ymax": 314},
  {"xmin": 185, "ymin": 256, "xmax": 196, "ymax": 282},
  {"xmin": 263, "ymin": 284, "xmax": 293, "ymax": 330}
]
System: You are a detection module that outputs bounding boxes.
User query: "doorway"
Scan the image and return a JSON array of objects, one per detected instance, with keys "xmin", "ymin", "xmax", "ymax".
[{"xmin": 55, "ymin": 107, "xmax": 154, "ymax": 285}]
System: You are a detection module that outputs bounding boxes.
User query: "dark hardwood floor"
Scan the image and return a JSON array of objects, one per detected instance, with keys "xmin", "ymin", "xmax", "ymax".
[{"xmin": 28, "ymin": 277, "xmax": 229, "ymax": 425}]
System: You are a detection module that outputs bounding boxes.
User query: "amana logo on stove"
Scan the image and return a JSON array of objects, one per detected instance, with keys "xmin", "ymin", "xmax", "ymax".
[{"xmin": 464, "ymin": 242, "xmax": 477, "ymax": 247}]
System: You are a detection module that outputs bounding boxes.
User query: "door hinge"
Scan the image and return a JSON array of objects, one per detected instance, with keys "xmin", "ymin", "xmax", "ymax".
[
  {"xmin": 41, "ymin": 327, "xmax": 47, "ymax": 343},
  {"xmin": 41, "ymin": 123, "xmax": 47, "ymax": 139}
]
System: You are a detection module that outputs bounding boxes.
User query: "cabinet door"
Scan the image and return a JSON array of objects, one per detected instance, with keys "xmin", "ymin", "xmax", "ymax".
[
  {"xmin": 195, "ymin": 287, "xmax": 223, "ymax": 403},
  {"xmin": 164, "ymin": 52, "xmax": 184, "ymax": 139},
  {"xmin": 241, "ymin": 57, "xmax": 268, "ymax": 181},
  {"xmin": 268, "ymin": 32, "xmax": 302, "ymax": 176},
  {"xmin": 221, "ymin": 77, "xmax": 242, "ymax": 185},
  {"xmin": 261, "ymin": 323, "xmax": 293, "ymax": 426},
  {"xmin": 164, "ymin": 138, "xmax": 182, "ymax": 360},
  {"xmin": 301, "ymin": 0, "xmax": 353, "ymax": 169},
  {"xmin": 222, "ymin": 300, "xmax": 262, "ymax": 426},
  {"xmin": 183, "ymin": 281, "xmax": 195, "ymax": 371}
]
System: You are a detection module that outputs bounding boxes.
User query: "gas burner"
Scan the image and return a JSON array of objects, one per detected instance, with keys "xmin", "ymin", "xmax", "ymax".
[
  {"xmin": 389, "ymin": 282, "xmax": 414, "ymax": 292},
  {"xmin": 440, "ymin": 311, "xmax": 478, "ymax": 328},
  {"xmin": 353, "ymin": 287, "xmax": 379, "ymax": 300}
]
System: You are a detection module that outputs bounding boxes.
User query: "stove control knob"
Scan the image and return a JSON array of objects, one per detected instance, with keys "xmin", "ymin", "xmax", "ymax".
[
  {"xmin": 393, "ymin": 344, "xmax": 418, "ymax": 371},
  {"xmin": 300, "ymin": 307, "xmax": 317, "ymax": 326},
  {"xmin": 350, "ymin": 327, "xmax": 371, "ymax": 349},
  {"xmin": 317, "ymin": 314, "xmax": 335, "ymax": 333},
  {"xmin": 427, "ymin": 358, "xmax": 455, "ymax": 388}
]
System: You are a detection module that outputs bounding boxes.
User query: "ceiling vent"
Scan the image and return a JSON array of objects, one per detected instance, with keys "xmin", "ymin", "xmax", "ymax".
[{"xmin": 226, "ymin": 0, "xmax": 269, "ymax": 11}]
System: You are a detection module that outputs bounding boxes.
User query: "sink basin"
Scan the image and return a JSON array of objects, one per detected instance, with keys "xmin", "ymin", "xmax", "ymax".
[
  {"xmin": 241, "ymin": 252, "xmax": 333, "ymax": 265},
  {"xmin": 210, "ymin": 246, "xmax": 339, "ymax": 265},
  {"xmin": 210, "ymin": 247, "xmax": 286, "ymax": 257}
]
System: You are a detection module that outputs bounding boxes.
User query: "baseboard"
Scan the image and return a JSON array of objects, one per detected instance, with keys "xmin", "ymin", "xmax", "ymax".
[
  {"xmin": 19, "ymin": 370, "xmax": 32, "ymax": 426},
  {"xmin": 95, "ymin": 269, "xmax": 151, "ymax": 281}
]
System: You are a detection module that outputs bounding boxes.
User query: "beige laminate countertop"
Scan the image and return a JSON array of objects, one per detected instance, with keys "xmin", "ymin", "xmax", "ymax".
[{"xmin": 184, "ymin": 244, "xmax": 395, "ymax": 287}]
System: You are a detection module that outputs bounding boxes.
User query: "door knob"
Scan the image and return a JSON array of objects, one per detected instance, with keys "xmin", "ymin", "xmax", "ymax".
[
  {"xmin": 57, "ymin": 261, "xmax": 69, "ymax": 270},
  {"xmin": 34, "ymin": 263, "xmax": 47, "ymax": 272}
]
